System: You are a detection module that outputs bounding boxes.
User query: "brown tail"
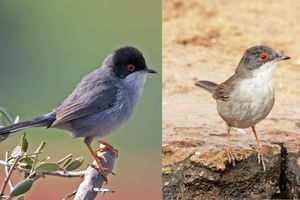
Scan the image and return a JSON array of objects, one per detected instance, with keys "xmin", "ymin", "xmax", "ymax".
[{"xmin": 195, "ymin": 80, "xmax": 218, "ymax": 93}]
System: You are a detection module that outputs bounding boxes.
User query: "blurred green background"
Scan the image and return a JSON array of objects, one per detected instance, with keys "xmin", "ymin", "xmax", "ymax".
[{"xmin": 0, "ymin": 1, "xmax": 161, "ymax": 199}]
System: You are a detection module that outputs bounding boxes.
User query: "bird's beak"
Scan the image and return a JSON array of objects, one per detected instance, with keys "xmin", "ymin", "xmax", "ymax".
[
  {"xmin": 276, "ymin": 54, "xmax": 291, "ymax": 61},
  {"xmin": 145, "ymin": 67, "xmax": 157, "ymax": 74}
]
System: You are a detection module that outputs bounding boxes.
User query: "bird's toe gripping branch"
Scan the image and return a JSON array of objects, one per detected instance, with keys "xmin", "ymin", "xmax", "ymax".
[{"xmin": 86, "ymin": 141, "xmax": 118, "ymax": 183}]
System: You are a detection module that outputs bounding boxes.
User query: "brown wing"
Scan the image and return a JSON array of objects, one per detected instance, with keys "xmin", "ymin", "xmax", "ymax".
[{"xmin": 212, "ymin": 75, "xmax": 236, "ymax": 101}]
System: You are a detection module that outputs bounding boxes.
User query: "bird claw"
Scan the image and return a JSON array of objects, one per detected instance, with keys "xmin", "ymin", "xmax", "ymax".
[
  {"xmin": 226, "ymin": 147, "xmax": 236, "ymax": 166},
  {"xmin": 255, "ymin": 146, "xmax": 268, "ymax": 172},
  {"xmin": 89, "ymin": 163, "xmax": 109, "ymax": 183},
  {"xmin": 96, "ymin": 144, "xmax": 118, "ymax": 158},
  {"xmin": 110, "ymin": 171, "xmax": 116, "ymax": 176}
]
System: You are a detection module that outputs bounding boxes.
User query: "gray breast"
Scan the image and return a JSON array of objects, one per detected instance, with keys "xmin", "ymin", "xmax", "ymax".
[{"xmin": 67, "ymin": 87, "xmax": 138, "ymax": 139}]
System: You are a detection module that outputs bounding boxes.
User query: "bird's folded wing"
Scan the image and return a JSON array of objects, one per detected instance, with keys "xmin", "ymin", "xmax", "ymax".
[
  {"xmin": 213, "ymin": 75, "xmax": 235, "ymax": 101},
  {"xmin": 51, "ymin": 84, "xmax": 118, "ymax": 127}
]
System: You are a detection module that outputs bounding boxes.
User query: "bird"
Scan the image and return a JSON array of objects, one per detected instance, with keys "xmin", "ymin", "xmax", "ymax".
[
  {"xmin": 0, "ymin": 46, "xmax": 157, "ymax": 177},
  {"xmin": 195, "ymin": 45, "xmax": 290, "ymax": 171}
]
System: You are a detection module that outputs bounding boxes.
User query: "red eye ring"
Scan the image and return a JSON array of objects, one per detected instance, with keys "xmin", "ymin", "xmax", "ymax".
[
  {"xmin": 127, "ymin": 64, "xmax": 135, "ymax": 72},
  {"xmin": 259, "ymin": 53, "xmax": 268, "ymax": 61}
]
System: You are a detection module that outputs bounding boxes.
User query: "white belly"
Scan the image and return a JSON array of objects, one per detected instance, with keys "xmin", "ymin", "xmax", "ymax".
[{"xmin": 218, "ymin": 62, "xmax": 276, "ymax": 128}]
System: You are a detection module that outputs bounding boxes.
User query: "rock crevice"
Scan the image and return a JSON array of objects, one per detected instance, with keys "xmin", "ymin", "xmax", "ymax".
[{"xmin": 163, "ymin": 144, "xmax": 300, "ymax": 199}]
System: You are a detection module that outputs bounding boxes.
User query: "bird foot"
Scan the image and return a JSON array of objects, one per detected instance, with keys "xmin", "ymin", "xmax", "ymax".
[
  {"xmin": 89, "ymin": 163, "xmax": 109, "ymax": 183},
  {"xmin": 96, "ymin": 143, "xmax": 118, "ymax": 158},
  {"xmin": 255, "ymin": 146, "xmax": 269, "ymax": 172},
  {"xmin": 226, "ymin": 147, "xmax": 236, "ymax": 166},
  {"xmin": 96, "ymin": 145, "xmax": 118, "ymax": 158}
]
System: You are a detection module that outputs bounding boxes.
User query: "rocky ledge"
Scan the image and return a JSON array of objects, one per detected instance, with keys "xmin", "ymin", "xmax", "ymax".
[{"xmin": 163, "ymin": 143, "xmax": 300, "ymax": 199}]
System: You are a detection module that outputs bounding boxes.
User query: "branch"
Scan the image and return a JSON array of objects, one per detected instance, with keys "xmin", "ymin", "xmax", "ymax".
[
  {"xmin": 43, "ymin": 170, "xmax": 85, "ymax": 178},
  {"xmin": 4, "ymin": 152, "xmax": 13, "ymax": 191},
  {"xmin": 57, "ymin": 154, "xmax": 73, "ymax": 165},
  {"xmin": 0, "ymin": 145, "xmax": 116, "ymax": 200},
  {"xmin": 74, "ymin": 146, "xmax": 116, "ymax": 200},
  {"xmin": 0, "ymin": 155, "xmax": 20, "ymax": 196}
]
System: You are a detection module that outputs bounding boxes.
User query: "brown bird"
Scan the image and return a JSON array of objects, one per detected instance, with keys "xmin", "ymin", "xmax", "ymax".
[{"xmin": 196, "ymin": 45, "xmax": 290, "ymax": 171}]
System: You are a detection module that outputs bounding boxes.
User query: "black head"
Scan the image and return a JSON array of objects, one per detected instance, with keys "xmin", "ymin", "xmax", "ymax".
[
  {"xmin": 237, "ymin": 45, "xmax": 290, "ymax": 71},
  {"xmin": 111, "ymin": 46, "xmax": 156, "ymax": 79}
]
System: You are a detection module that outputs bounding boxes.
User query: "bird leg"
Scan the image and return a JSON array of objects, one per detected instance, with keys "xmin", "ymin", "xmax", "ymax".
[
  {"xmin": 226, "ymin": 125, "xmax": 236, "ymax": 166},
  {"xmin": 86, "ymin": 144, "xmax": 109, "ymax": 182},
  {"xmin": 96, "ymin": 140, "xmax": 118, "ymax": 158},
  {"xmin": 251, "ymin": 126, "xmax": 268, "ymax": 171}
]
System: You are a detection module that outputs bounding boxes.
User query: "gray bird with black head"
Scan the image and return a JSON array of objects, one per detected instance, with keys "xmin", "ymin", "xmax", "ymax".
[
  {"xmin": 196, "ymin": 45, "xmax": 290, "ymax": 171},
  {"xmin": 0, "ymin": 46, "xmax": 157, "ymax": 175}
]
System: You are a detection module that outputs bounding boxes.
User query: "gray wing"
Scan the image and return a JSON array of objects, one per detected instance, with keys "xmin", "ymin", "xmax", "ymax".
[{"xmin": 51, "ymin": 69, "xmax": 118, "ymax": 127}]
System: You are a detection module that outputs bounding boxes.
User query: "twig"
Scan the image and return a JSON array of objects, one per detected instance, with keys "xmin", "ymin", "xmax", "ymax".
[
  {"xmin": 0, "ymin": 159, "xmax": 85, "ymax": 180},
  {"xmin": 4, "ymin": 152, "xmax": 13, "ymax": 191},
  {"xmin": 43, "ymin": 171, "xmax": 85, "ymax": 178},
  {"xmin": 8, "ymin": 152, "xmax": 42, "ymax": 160},
  {"xmin": 74, "ymin": 146, "xmax": 116, "ymax": 200},
  {"xmin": 0, "ymin": 155, "xmax": 20, "ymax": 196},
  {"xmin": 0, "ymin": 146, "xmax": 116, "ymax": 200},
  {"xmin": 33, "ymin": 170, "xmax": 86, "ymax": 183},
  {"xmin": 57, "ymin": 154, "xmax": 73, "ymax": 165},
  {"xmin": 93, "ymin": 188, "xmax": 115, "ymax": 196},
  {"xmin": 62, "ymin": 189, "xmax": 77, "ymax": 200},
  {"xmin": 0, "ymin": 161, "xmax": 9, "ymax": 167},
  {"xmin": 0, "ymin": 195, "xmax": 10, "ymax": 200}
]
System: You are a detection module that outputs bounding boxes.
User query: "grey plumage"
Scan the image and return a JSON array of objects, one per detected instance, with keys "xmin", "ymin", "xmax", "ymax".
[
  {"xmin": 0, "ymin": 115, "xmax": 54, "ymax": 134},
  {"xmin": 0, "ymin": 46, "xmax": 156, "ymax": 145}
]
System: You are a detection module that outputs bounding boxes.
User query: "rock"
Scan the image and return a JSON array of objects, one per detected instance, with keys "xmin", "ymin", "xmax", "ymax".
[{"xmin": 162, "ymin": 144, "xmax": 300, "ymax": 199}]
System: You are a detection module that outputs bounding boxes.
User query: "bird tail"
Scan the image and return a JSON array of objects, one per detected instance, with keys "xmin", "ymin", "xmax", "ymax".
[
  {"xmin": 195, "ymin": 80, "xmax": 218, "ymax": 93},
  {"xmin": 0, "ymin": 114, "xmax": 55, "ymax": 136}
]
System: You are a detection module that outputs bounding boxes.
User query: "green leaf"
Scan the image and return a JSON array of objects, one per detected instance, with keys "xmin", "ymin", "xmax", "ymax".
[
  {"xmin": 11, "ymin": 145, "xmax": 22, "ymax": 158},
  {"xmin": 39, "ymin": 156, "xmax": 50, "ymax": 163},
  {"xmin": 17, "ymin": 165, "xmax": 32, "ymax": 173},
  {"xmin": 16, "ymin": 196, "xmax": 24, "ymax": 200},
  {"xmin": 24, "ymin": 172, "xmax": 30, "ymax": 179},
  {"xmin": 0, "ymin": 107, "xmax": 14, "ymax": 124},
  {"xmin": 14, "ymin": 116, "xmax": 20, "ymax": 124},
  {"xmin": 21, "ymin": 133, "xmax": 28, "ymax": 152},
  {"xmin": 35, "ymin": 162, "xmax": 60, "ymax": 175},
  {"xmin": 0, "ymin": 116, "xmax": 4, "ymax": 126},
  {"xmin": 62, "ymin": 157, "xmax": 73, "ymax": 167},
  {"xmin": 30, "ymin": 141, "xmax": 46, "ymax": 175},
  {"xmin": 34, "ymin": 141, "xmax": 46, "ymax": 153},
  {"xmin": 19, "ymin": 157, "xmax": 34, "ymax": 166},
  {"xmin": 65, "ymin": 157, "xmax": 84, "ymax": 171},
  {"xmin": 9, "ymin": 179, "xmax": 33, "ymax": 197},
  {"xmin": 19, "ymin": 157, "xmax": 34, "ymax": 173}
]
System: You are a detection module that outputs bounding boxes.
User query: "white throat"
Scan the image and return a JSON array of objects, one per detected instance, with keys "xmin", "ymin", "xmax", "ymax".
[
  {"xmin": 123, "ymin": 71, "xmax": 147, "ymax": 97},
  {"xmin": 250, "ymin": 61, "xmax": 277, "ymax": 80},
  {"xmin": 237, "ymin": 61, "xmax": 277, "ymax": 96}
]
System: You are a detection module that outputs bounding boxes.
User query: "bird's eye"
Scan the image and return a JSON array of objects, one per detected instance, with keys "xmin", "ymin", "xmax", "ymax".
[
  {"xmin": 259, "ymin": 53, "xmax": 268, "ymax": 61},
  {"xmin": 127, "ymin": 64, "xmax": 135, "ymax": 72}
]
